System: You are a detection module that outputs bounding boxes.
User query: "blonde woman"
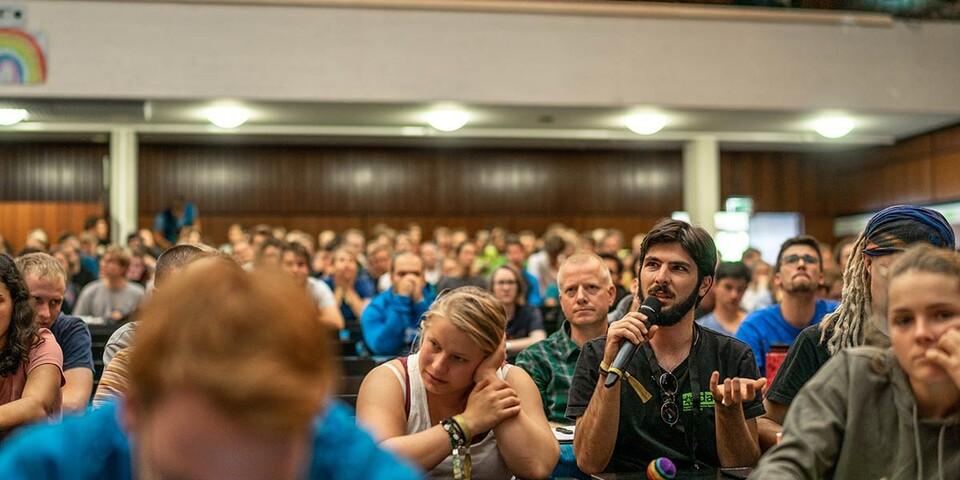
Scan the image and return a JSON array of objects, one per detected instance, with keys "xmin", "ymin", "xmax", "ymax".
[{"xmin": 357, "ymin": 287, "xmax": 559, "ymax": 479}]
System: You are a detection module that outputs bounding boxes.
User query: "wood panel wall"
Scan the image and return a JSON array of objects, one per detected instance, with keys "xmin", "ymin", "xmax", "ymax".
[
  {"xmin": 720, "ymin": 122, "xmax": 960, "ymax": 244},
  {"xmin": 137, "ymin": 144, "xmax": 684, "ymax": 243},
  {"xmin": 720, "ymin": 151, "xmax": 836, "ymax": 243},
  {"xmin": 0, "ymin": 142, "xmax": 106, "ymax": 252},
  {"xmin": 825, "ymin": 124, "xmax": 960, "ymax": 214}
]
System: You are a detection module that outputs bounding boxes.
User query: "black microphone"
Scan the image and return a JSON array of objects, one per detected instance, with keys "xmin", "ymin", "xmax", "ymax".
[{"xmin": 604, "ymin": 296, "xmax": 661, "ymax": 388}]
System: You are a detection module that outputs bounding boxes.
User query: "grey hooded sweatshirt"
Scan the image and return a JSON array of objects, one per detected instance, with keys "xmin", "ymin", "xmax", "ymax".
[{"xmin": 752, "ymin": 346, "xmax": 960, "ymax": 480}]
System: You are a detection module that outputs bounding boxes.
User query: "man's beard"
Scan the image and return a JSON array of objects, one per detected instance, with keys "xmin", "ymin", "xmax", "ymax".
[
  {"xmin": 642, "ymin": 283, "xmax": 701, "ymax": 327},
  {"xmin": 782, "ymin": 278, "xmax": 817, "ymax": 294}
]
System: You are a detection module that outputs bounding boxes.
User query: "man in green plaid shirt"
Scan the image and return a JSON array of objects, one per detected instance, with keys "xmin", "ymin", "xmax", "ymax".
[{"xmin": 516, "ymin": 253, "xmax": 618, "ymax": 424}]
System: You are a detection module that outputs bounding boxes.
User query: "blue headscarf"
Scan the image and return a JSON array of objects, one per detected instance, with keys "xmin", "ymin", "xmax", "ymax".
[{"xmin": 862, "ymin": 205, "xmax": 956, "ymax": 256}]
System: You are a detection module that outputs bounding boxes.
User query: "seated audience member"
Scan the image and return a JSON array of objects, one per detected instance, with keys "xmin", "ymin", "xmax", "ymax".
[
  {"xmin": 101, "ymin": 244, "xmax": 217, "ymax": 366},
  {"xmin": 526, "ymin": 235, "xmax": 567, "ymax": 301},
  {"xmin": 697, "ymin": 262, "xmax": 750, "ymax": 336},
  {"xmin": 599, "ymin": 253, "xmax": 630, "ymax": 309},
  {"xmin": 357, "ymin": 287, "xmax": 559, "ymax": 479},
  {"xmin": 735, "ymin": 236, "xmax": 838, "ymax": 376},
  {"xmin": 751, "ymin": 244, "xmax": 960, "ymax": 478},
  {"xmin": 324, "ymin": 247, "xmax": 374, "ymax": 326},
  {"xmin": 516, "ymin": 253, "xmax": 613, "ymax": 424},
  {"xmin": 16, "ymin": 253, "xmax": 93, "ymax": 413},
  {"xmin": 834, "ymin": 235, "xmax": 856, "ymax": 272},
  {"xmin": 50, "ymin": 246, "xmax": 80, "ymax": 314},
  {"xmin": 740, "ymin": 260, "xmax": 772, "ymax": 313},
  {"xmin": 489, "ymin": 265, "xmax": 545, "ymax": 356},
  {"xmin": 436, "ymin": 242, "xmax": 487, "ymax": 292},
  {"xmin": 253, "ymin": 236, "xmax": 284, "ymax": 270},
  {"xmin": 0, "ymin": 257, "xmax": 419, "ymax": 480},
  {"xmin": 569, "ymin": 219, "xmax": 764, "ymax": 474},
  {"xmin": 367, "ymin": 242, "xmax": 394, "ymax": 293},
  {"xmin": 361, "ymin": 253, "xmax": 436, "ymax": 356},
  {"xmin": 281, "ymin": 242, "xmax": 344, "ymax": 330},
  {"xmin": 124, "ymin": 248, "xmax": 153, "ymax": 288},
  {"xmin": 419, "ymin": 242, "xmax": 442, "ymax": 286},
  {"xmin": 759, "ymin": 205, "xmax": 956, "ymax": 451},
  {"xmin": 504, "ymin": 237, "xmax": 542, "ymax": 307},
  {"xmin": 73, "ymin": 246, "xmax": 145, "ymax": 323},
  {"xmin": 0, "ymin": 255, "xmax": 63, "ymax": 434}
]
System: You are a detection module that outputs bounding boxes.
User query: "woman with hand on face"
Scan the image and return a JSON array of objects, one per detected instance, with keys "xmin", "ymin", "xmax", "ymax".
[
  {"xmin": 323, "ymin": 247, "xmax": 374, "ymax": 325},
  {"xmin": 357, "ymin": 287, "xmax": 559, "ymax": 480},
  {"xmin": 752, "ymin": 244, "xmax": 960, "ymax": 479},
  {"xmin": 488, "ymin": 266, "xmax": 546, "ymax": 357}
]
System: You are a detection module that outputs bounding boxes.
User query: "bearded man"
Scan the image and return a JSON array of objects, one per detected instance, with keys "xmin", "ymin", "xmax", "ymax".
[{"xmin": 568, "ymin": 219, "xmax": 766, "ymax": 474}]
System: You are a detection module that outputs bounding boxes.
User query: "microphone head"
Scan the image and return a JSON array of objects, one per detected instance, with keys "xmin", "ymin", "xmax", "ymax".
[{"xmin": 639, "ymin": 296, "xmax": 662, "ymax": 315}]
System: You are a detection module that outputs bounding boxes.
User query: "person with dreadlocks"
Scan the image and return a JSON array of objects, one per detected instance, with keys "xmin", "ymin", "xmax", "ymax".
[{"xmin": 757, "ymin": 205, "xmax": 956, "ymax": 451}]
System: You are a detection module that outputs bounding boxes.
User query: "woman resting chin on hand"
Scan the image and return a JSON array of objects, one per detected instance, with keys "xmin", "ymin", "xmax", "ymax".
[
  {"xmin": 357, "ymin": 287, "xmax": 559, "ymax": 480},
  {"xmin": 752, "ymin": 244, "xmax": 960, "ymax": 479}
]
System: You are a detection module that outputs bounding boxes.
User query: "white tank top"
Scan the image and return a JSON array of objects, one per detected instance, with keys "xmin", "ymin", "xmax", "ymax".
[{"xmin": 386, "ymin": 352, "xmax": 513, "ymax": 480}]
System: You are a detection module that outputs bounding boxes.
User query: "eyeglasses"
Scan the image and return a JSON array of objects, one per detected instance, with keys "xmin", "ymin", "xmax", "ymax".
[
  {"xmin": 493, "ymin": 280, "xmax": 518, "ymax": 286},
  {"xmin": 862, "ymin": 246, "xmax": 905, "ymax": 257},
  {"xmin": 782, "ymin": 254, "xmax": 818, "ymax": 266},
  {"xmin": 658, "ymin": 372, "xmax": 679, "ymax": 426}
]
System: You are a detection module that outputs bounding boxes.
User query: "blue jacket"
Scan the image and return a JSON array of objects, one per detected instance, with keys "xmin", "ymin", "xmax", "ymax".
[
  {"xmin": 0, "ymin": 401, "xmax": 421, "ymax": 480},
  {"xmin": 523, "ymin": 270, "xmax": 543, "ymax": 308},
  {"xmin": 361, "ymin": 286, "xmax": 436, "ymax": 356}
]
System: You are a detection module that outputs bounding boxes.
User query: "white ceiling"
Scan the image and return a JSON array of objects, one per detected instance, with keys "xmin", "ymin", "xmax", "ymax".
[{"xmin": 0, "ymin": 98, "xmax": 956, "ymax": 150}]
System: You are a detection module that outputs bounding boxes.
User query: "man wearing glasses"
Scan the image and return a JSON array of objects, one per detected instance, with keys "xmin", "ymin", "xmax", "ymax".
[
  {"xmin": 734, "ymin": 236, "xmax": 838, "ymax": 377},
  {"xmin": 568, "ymin": 219, "xmax": 765, "ymax": 474}
]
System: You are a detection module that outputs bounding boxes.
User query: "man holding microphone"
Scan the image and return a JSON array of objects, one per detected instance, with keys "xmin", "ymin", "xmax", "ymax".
[{"xmin": 567, "ymin": 219, "xmax": 766, "ymax": 474}]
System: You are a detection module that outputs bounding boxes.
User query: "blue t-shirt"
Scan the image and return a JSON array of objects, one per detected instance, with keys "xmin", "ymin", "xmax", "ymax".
[
  {"xmin": 50, "ymin": 314, "xmax": 94, "ymax": 372},
  {"xmin": 0, "ymin": 401, "xmax": 421, "ymax": 480},
  {"xmin": 735, "ymin": 299, "xmax": 838, "ymax": 376},
  {"xmin": 696, "ymin": 312, "xmax": 736, "ymax": 337}
]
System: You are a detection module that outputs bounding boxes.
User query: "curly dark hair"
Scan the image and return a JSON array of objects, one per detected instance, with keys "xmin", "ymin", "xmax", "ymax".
[{"xmin": 0, "ymin": 254, "xmax": 39, "ymax": 377}]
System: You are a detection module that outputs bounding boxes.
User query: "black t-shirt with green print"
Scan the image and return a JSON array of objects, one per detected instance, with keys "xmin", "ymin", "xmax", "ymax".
[{"xmin": 566, "ymin": 323, "xmax": 764, "ymax": 472}]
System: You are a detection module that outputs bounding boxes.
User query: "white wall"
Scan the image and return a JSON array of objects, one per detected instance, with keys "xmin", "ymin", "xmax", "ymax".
[{"xmin": 6, "ymin": 1, "xmax": 960, "ymax": 113}]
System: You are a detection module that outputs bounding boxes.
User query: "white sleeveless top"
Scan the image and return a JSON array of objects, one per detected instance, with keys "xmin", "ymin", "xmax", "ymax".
[{"xmin": 386, "ymin": 352, "xmax": 514, "ymax": 480}]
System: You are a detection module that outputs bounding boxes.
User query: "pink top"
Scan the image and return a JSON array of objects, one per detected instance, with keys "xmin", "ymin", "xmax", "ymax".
[{"xmin": 0, "ymin": 328, "xmax": 64, "ymax": 411}]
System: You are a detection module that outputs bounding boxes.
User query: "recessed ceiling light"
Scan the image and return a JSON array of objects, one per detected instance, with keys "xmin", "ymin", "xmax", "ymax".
[
  {"xmin": 0, "ymin": 108, "xmax": 28, "ymax": 126},
  {"xmin": 425, "ymin": 108, "xmax": 469, "ymax": 132},
  {"xmin": 205, "ymin": 105, "xmax": 250, "ymax": 129},
  {"xmin": 812, "ymin": 116, "xmax": 855, "ymax": 139},
  {"xmin": 624, "ymin": 113, "xmax": 668, "ymax": 135}
]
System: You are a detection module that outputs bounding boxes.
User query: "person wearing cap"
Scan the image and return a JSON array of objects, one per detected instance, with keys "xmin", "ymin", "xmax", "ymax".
[{"xmin": 757, "ymin": 204, "xmax": 957, "ymax": 451}]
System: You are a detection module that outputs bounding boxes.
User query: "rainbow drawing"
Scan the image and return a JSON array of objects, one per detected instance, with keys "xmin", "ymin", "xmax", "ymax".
[{"xmin": 0, "ymin": 29, "xmax": 47, "ymax": 85}]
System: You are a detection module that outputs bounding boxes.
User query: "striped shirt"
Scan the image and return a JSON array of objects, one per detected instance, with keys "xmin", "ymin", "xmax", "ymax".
[{"xmin": 93, "ymin": 348, "xmax": 132, "ymax": 407}]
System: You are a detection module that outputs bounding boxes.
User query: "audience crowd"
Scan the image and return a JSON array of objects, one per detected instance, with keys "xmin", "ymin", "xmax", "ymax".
[{"xmin": 0, "ymin": 207, "xmax": 955, "ymax": 479}]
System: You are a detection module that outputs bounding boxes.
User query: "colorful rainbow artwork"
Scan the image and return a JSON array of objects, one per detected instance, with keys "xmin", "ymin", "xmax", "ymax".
[{"xmin": 0, "ymin": 28, "xmax": 47, "ymax": 85}]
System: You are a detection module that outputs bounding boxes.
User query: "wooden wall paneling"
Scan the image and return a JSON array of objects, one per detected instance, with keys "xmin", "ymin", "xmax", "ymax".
[
  {"xmin": 932, "ymin": 150, "xmax": 960, "ymax": 201},
  {"xmin": 932, "ymin": 125, "xmax": 960, "ymax": 155},
  {"xmin": 0, "ymin": 143, "xmax": 104, "ymax": 202},
  {"xmin": 0, "ymin": 202, "xmax": 104, "ymax": 252},
  {"xmin": 882, "ymin": 156, "xmax": 932, "ymax": 206}
]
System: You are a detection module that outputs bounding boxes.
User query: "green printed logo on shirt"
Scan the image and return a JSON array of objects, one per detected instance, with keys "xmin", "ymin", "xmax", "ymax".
[{"xmin": 681, "ymin": 391, "xmax": 715, "ymax": 411}]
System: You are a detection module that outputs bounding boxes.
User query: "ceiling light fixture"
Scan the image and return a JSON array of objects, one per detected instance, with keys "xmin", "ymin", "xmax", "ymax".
[
  {"xmin": 624, "ymin": 112, "xmax": 668, "ymax": 135},
  {"xmin": 425, "ymin": 108, "xmax": 469, "ymax": 132},
  {"xmin": 205, "ymin": 105, "xmax": 250, "ymax": 129},
  {"xmin": 812, "ymin": 116, "xmax": 855, "ymax": 139},
  {"xmin": 0, "ymin": 108, "xmax": 28, "ymax": 126}
]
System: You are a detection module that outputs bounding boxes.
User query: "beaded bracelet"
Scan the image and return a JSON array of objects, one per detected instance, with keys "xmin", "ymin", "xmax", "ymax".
[{"xmin": 441, "ymin": 418, "xmax": 472, "ymax": 480}]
